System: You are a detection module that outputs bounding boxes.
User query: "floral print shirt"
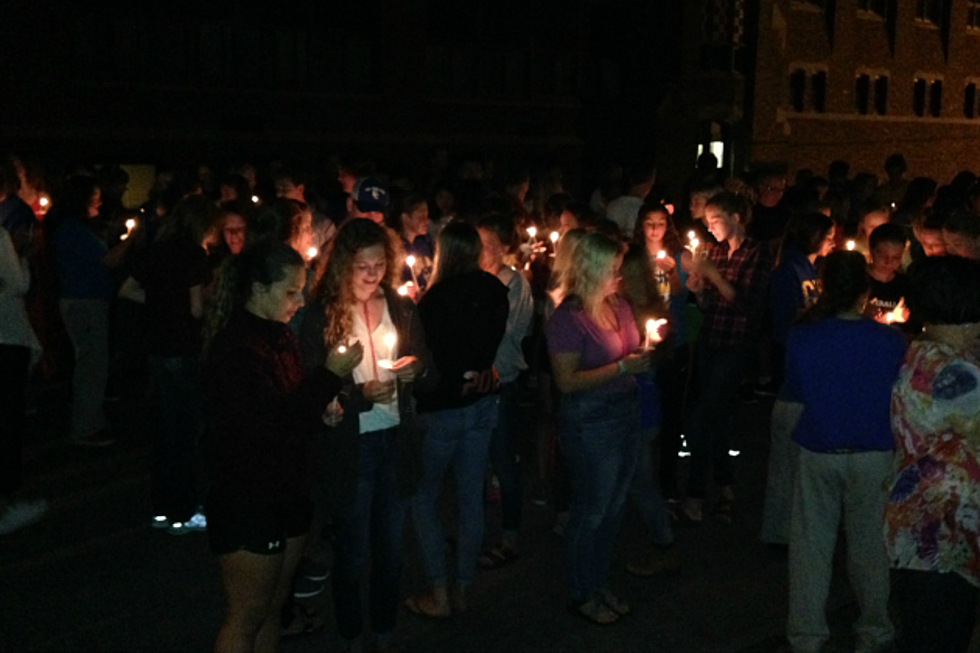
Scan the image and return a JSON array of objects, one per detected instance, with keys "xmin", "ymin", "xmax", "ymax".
[{"xmin": 884, "ymin": 336, "xmax": 980, "ymax": 586}]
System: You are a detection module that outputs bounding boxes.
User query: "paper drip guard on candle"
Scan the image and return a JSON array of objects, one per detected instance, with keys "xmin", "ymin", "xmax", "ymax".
[{"xmin": 377, "ymin": 332, "xmax": 397, "ymax": 369}]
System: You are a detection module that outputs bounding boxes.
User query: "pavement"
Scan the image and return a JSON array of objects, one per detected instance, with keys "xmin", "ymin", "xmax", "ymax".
[{"xmin": 1, "ymin": 383, "xmax": 877, "ymax": 653}]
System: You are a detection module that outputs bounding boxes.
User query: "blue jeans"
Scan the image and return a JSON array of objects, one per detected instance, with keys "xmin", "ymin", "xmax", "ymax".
[
  {"xmin": 559, "ymin": 389, "xmax": 640, "ymax": 602},
  {"xmin": 488, "ymin": 382, "xmax": 522, "ymax": 538},
  {"xmin": 412, "ymin": 395, "xmax": 498, "ymax": 587},
  {"xmin": 628, "ymin": 427, "xmax": 674, "ymax": 546},
  {"xmin": 331, "ymin": 428, "xmax": 408, "ymax": 640},
  {"xmin": 149, "ymin": 355, "xmax": 202, "ymax": 522}
]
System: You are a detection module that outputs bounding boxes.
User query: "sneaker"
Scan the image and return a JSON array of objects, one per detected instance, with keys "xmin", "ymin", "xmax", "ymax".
[
  {"xmin": 151, "ymin": 515, "xmax": 169, "ymax": 529},
  {"xmin": 297, "ymin": 557, "xmax": 329, "ymax": 582},
  {"xmin": 0, "ymin": 499, "xmax": 49, "ymax": 535},
  {"xmin": 293, "ymin": 574, "xmax": 325, "ymax": 599},
  {"xmin": 626, "ymin": 546, "xmax": 681, "ymax": 577},
  {"xmin": 169, "ymin": 512, "xmax": 207, "ymax": 535}
]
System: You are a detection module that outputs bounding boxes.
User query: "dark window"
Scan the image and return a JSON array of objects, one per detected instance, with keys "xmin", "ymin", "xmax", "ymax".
[
  {"xmin": 794, "ymin": 0, "xmax": 825, "ymax": 7},
  {"xmin": 811, "ymin": 71, "xmax": 827, "ymax": 113},
  {"xmin": 874, "ymin": 76, "xmax": 889, "ymax": 115},
  {"xmin": 969, "ymin": 1, "xmax": 980, "ymax": 29},
  {"xmin": 858, "ymin": 0, "xmax": 887, "ymax": 17},
  {"xmin": 913, "ymin": 78, "xmax": 927, "ymax": 116},
  {"xmin": 855, "ymin": 74, "xmax": 870, "ymax": 114},
  {"xmin": 790, "ymin": 69, "xmax": 806, "ymax": 112},
  {"xmin": 930, "ymin": 80, "xmax": 943, "ymax": 117},
  {"xmin": 965, "ymin": 84, "xmax": 977, "ymax": 118},
  {"xmin": 916, "ymin": 0, "xmax": 942, "ymax": 25}
]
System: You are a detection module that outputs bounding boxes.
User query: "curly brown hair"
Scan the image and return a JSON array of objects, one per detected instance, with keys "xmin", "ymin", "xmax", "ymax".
[{"xmin": 315, "ymin": 219, "xmax": 401, "ymax": 349}]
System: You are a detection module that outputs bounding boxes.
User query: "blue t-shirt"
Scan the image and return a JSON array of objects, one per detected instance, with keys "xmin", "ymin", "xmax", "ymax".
[
  {"xmin": 769, "ymin": 247, "xmax": 820, "ymax": 346},
  {"xmin": 54, "ymin": 219, "xmax": 114, "ymax": 301},
  {"xmin": 783, "ymin": 317, "xmax": 906, "ymax": 453}
]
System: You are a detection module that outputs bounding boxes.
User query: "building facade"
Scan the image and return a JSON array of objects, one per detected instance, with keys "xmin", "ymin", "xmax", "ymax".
[{"xmin": 658, "ymin": 0, "xmax": 980, "ymax": 193}]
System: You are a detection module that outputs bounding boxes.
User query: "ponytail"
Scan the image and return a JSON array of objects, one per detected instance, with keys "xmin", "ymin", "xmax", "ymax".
[{"xmin": 201, "ymin": 240, "xmax": 304, "ymax": 357}]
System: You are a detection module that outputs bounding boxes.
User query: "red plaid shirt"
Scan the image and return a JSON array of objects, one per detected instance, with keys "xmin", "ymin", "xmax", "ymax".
[{"xmin": 698, "ymin": 237, "xmax": 773, "ymax": 348}]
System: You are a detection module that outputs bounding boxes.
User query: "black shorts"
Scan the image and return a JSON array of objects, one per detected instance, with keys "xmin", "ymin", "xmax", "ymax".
[{"xmin": 206, "ymin": 489, "xmax": 313, "ymax": 556}]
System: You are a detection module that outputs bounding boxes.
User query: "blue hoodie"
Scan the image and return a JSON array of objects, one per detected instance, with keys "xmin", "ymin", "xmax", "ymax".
[{"xmin": 769, "ymin": 246, "xmax": 820, "ymax": 346}]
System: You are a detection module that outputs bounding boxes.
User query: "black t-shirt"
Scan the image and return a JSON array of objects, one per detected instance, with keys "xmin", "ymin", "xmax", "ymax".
[
  {"xmin": 134, "ymin": 236, "xmax": 211, "ymax": 357},
  {"xmin": 867, "ymin": 273, "xmax": 921, "ymax": 335},
  {"xmin": 416, "ymin": 269, "xmax": 509, "ymax": 413}
]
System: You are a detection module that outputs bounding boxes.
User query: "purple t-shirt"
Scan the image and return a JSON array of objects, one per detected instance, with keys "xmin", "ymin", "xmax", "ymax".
[{"xmin": 546, "ymin": 296, "xmax": 640, "ymax": 395}]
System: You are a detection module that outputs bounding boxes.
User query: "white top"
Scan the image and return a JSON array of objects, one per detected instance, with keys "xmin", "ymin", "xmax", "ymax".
[
  {"xmin": 350, "ymin": 300, "xmax": 400, "ymax": 434},
  {"xmin": 0, "ymin": 227, "xmax": 41, "ymax": 364},
  {"xmin": 606, "ymin": 195, "xmax": 644, "ymax": 236}
]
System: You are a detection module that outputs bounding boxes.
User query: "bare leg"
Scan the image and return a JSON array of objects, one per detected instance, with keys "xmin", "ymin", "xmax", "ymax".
[
  {"xmin": 214, "ymin": 549, "xmax": 283, "ymax": 653},
  {"xmin": 254, "ymin": 535, "xmax": 307, "ymax": 653}
]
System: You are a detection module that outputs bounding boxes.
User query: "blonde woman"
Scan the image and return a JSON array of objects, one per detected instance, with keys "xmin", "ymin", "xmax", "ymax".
[{"xmin": 546, "ymin": 232, "xmax": 651, "ymax": 626}]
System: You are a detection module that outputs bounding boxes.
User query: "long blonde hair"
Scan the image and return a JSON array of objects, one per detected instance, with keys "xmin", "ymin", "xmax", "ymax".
[
  {"xmin": 565, "ymin": 232, "xmax": 623, "ymax": 317},
  {"xmin": 548, "ymin": 228, "xmax": 586, "ymax": 308},
  {"xmin": 315, "ymin": 219, "xmax": 400, "ymax": 349}
]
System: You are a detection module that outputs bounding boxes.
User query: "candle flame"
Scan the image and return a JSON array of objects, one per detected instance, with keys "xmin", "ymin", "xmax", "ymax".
[
  {"xmin": 646, "ymin": 318, "xmax": 667, "ymax": 343},
  {"xmin": 690, "ymin": 238, "xmax": 699, "ymax": 249},
  {"xmin": 251, "ymin": 195, "xmax": 259, "ymax": 204},
  {"xmin": 526, "ymin": 226, "xmax": 537, "ymax": 239},
  {"xmin": 307, "ymin": 246, "xmax": 318, "ymax": 259},
  {"xmin": 406, "ymin": 255, "xmax": 416, "ymax": 267},
  {"xmin": 337, "ymin": 345, "xmax": 347, "ymax": 354},
  {"xmin": 397, "ymin": 284, "xmax": 409, "ymax": 296},
  {"xmin": 39, "ymin": 196, "xmax": 50, "ymax": 207},
  {"xmin": 550, "ymin": 231, "xmax": 559, "ymax": 243},
  {"xmin": 125, "ymin": 219, "xmax": 136, "ymax": 230},
  {"xmin": 656, "ymin": 250, "xmax": 666, "ymax": 259},
  {"xmin": 846, "ymin": 240, "xmax": 856, "ymax": 251},
  {"xmin": 688, "ymin": 231, "xmax": 696, "ymax": 240},
  {"xmin": 886, "ymin": 298, "xmax": 907, "ymax": 324},
  {"xmin": 383, "ymin": 332, "xmax": 396, "ymax": 349}
]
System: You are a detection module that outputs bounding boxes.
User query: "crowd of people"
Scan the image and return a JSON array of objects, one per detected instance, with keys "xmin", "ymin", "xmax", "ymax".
[{"xmin": 1, "ymin": 149, "xmax": 979, "ymax": 652}]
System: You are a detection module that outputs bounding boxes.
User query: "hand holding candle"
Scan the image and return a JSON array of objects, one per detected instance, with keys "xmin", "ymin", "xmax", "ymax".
[
  {"xmin": 377, "ymin": 332, "xmax": 397, "ymax": 369},
  {"xmin": 526, "ymin": 226, "xmax": 537, "ymax": 244},
  {"xmin": 883, "ymin": 297, "xmax": 909, "ymax": 324},
  {"xmin": 325, "ymin": 340, "xmax": 363, "ymax": 377},
  {"xmin": 644, "ymin": 318, "xmax": 668, "ymax": 350},
  {"xmin": 405, "ymin": 255, "xmax": 420, "ymax": 287},
  {"xmin": 121, "ymin": 218, "xmax": 137, "ymax": 241}
]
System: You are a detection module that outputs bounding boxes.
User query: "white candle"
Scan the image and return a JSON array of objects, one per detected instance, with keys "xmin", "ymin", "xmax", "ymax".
[
  {"xmin": 526, "ymin": 226, "xmax": 537, "ymax": 244},
  {"xmin": 405, "ymin": 255, "xmax": 420, "ymax": 287},
  {"xmin": 377, "ymin": 332, "xmax": 397, "ymax": 369},
  {"xmin": 307, "ymin": 246, "xmax": 318, "ymax": 260},
  {"xmin": 549, "ymin": 231, "xmax": 559, "ymax": 244},
  {"xmin": 846, "ymin": 240, "xmax": 856, "ymax": 251},
  {"xmin": 125, "ymin": 219, "xmax": 136, "ymax": 230}
]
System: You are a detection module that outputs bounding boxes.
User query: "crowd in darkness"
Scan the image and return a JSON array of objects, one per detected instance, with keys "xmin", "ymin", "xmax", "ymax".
[{"xmin": 1, "ymin": 148, "xmax": 979, "ymax": 653}]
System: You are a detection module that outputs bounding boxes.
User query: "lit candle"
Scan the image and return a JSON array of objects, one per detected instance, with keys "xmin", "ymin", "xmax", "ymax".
[
  {"xmin": 550, "ymin": 231, "xmax": 559, "ymax": 244},
  {"xmin": 656, "ymin": 250, "xmax": 667, "ymax": 260},
  {"xmin": 307, "ymin": 246, "xmax": 318, "ymax": 260},
  {"xmin": 251, "ymin": 195, "xmax": 260, "ymax": 204},
  {"xmin": 377, "ymin": 332, "xmax": 397, "ymax": 369},
  {"xmin": 405, "ymin": 255, "xmax": 420, "ymax": 287},
  {"xmin": 886, "ymin": 298, "xmax": 907, "ymax": 324},
  {"xmin": 526, "ymin": 226, "xmax": 537, "ymax": 244},
  {"xmin": 644, "ymin": 318, "xmax": 667, "ymax": 350},
  {"xmin": 397, "ymin": 282, "xmax": 414, "ymax": 296},
  {"xmin": 337, "ymin": 345, "xmax": 346, "ymax": 354},
  {"xmin": 39, "ymin": 196, "xmax": 49, "ymax": 208},
  {"xmin": 121, "ymin": 218, "xmax": 137, "ymax": 241},
  {"xmin": 688, "ymin": 231, "xmax": 696, "ymax": 240},
  {"xmin": 846, "ymin": 240, "xmax": 856, "ymax": 251}
]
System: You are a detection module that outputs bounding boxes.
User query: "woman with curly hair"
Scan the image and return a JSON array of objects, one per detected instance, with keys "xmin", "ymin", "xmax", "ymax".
[
  {"xmin": 202, "ymin": 240, "xmax": 360, "ymax": 653},
  {"xmin": 300, "ymin": 218, "xmax": 433, "ymax": 652}
]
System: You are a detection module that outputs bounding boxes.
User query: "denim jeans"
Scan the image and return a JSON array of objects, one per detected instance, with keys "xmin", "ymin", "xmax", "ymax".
[
  {"xmin": 628, "ymin": 427, "xmax": 674, "ymax": 546},
  {"xmin": 148, "ymin": 355, "xmax": 202, "ymax": 522},
  {"xmin": 411, "ymin": 395, "xmax": 498, "ymax": 587},
  {"xmin": 332, "ymin": 427, "xmax": 408, "ymax": 640},
  {"xmin": 559, "ymin": 389, "xmax": 640, "ymax": 602},
  {"xmin": 488, "ymin": 382, "xmax": 522, "ymax": 538}
]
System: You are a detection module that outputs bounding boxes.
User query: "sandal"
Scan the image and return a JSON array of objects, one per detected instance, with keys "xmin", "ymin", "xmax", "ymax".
[
  {"xmin": 280, "ymin": 604, "xmax": 324, "ymax": 640},
  {"xmin": 478, "ymin": 544, "xmax": 521, "ymax": 570},
  {"xmin": 712, "ymin": 499, "xmax": 733, "ymax": 525},
  {"xmin": 598, "ymin": 590, "xmax": 631, "ymax": 617},
  {"xmin": 566, "ymin": 598, "xmax": 620, "ymax": 626},
  {"xmin": 404, "ymin": 592, "xmax": 451, "ymax": 620}
]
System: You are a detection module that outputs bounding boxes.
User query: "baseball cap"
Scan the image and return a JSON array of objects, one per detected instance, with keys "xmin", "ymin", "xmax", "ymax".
[{"xmin": 352, "ymin": 177, "xmax": 390, "ymax": 213}]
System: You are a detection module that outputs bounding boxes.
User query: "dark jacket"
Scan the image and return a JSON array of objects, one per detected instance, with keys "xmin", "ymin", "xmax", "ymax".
[
  {"xmin": 300, "ymin": 286, "xmax": 438, "ymax": 517},
  {"xmin": 204, "ymin": 308, "xmax": 343, "ymax": 503}
]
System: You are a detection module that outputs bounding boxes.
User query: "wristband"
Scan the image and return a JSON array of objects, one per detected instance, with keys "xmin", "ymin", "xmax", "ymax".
[{"xmin": 616, "ymin": 360, "xmax": 627, "ymax": 376}]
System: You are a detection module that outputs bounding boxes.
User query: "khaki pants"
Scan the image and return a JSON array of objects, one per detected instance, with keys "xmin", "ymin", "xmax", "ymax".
[{"xmin": 787, "ymin": 447, "xmax": 894, "ymax": 653}]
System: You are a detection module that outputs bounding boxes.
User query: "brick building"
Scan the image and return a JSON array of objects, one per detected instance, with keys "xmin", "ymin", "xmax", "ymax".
[{"xmin": 657, "ymin": 0, "xmax": 980, "ymax": 194}]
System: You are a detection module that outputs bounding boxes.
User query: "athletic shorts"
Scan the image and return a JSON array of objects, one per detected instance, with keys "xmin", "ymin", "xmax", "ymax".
[{"xmin": 206, "ymin": 489, "xmax": 312, "ymax": 556}]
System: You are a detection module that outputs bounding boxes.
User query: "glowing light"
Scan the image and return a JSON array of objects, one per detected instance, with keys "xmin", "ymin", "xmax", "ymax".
[
  {"xmin": 644, "ymin": 318, "xmax": 667, "ymax": 349},
  {"xmin": 397, "ymin": 285, "xmax": 409, "ymax": 296},
  {"xmin": 846, "ymin": 240, "xmax": 856, "ymax": 251},
  {"xmin": 125, "ymin": 219, "xmax": 136, "ymax": 230},
  {"xmin": 688, "ymin": 231, "xmax": 696, "ymax": 240},
  {"xmin": 678, "ymin": 451, "xmax": 692, "ymax": 458},
  {"xmin": 383, "ymin": 332, "xmax": 396, "ymax": 351},
  {"xmin": 690, "ymin": 238, "xmax": 699, "ymax": 249},
  {"xmin": 307, "ymin": 246, "xmax": 318, "ymax": 259},
  {"xmin": 526, "ymin": 226, "xmax": 537, "ymax": 241},
  {"xmin": 377, "ymin": 360, "xmax": 393, "ymax": 369},
  {"xmin": 550, "ymin": 231, "xmax": 559, "ymax": 244},
  {"xmin": 251, "ymin": 195, "xmax": 259, "ymax": 204},
  {"xmin": 657, "ymin": 250, "xmax": 666, "ymax": 260},
  {"xmin": 728, "ymin": 450, "xmax": 741, "ymax": 457},
  {"xmin": 337, "ymin": 345, "xmax": 347, "ymax": 354},
  {"xmin": 406, "ymin": 255, "xmax": 416, "ymax": 267},
  {"xmin": 39, "ymin": 196, "xmax": 49, "ymax": 207}
]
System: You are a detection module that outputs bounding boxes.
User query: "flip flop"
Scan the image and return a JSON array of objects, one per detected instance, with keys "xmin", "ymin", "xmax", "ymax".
[
  {"xmin": 280, "ymin": 604, "xmax": 324, "ymax": 640},
  {"xmin": 404, "ymin": 593, "xmax": 451, "ymax": 620},
  {"xmin": 478, "ymin": 545, "xmax": 521, "ymax": 570},
  {"xmin": 566, "ymin": 598, "xmax": 620, "ymax": 626}
]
